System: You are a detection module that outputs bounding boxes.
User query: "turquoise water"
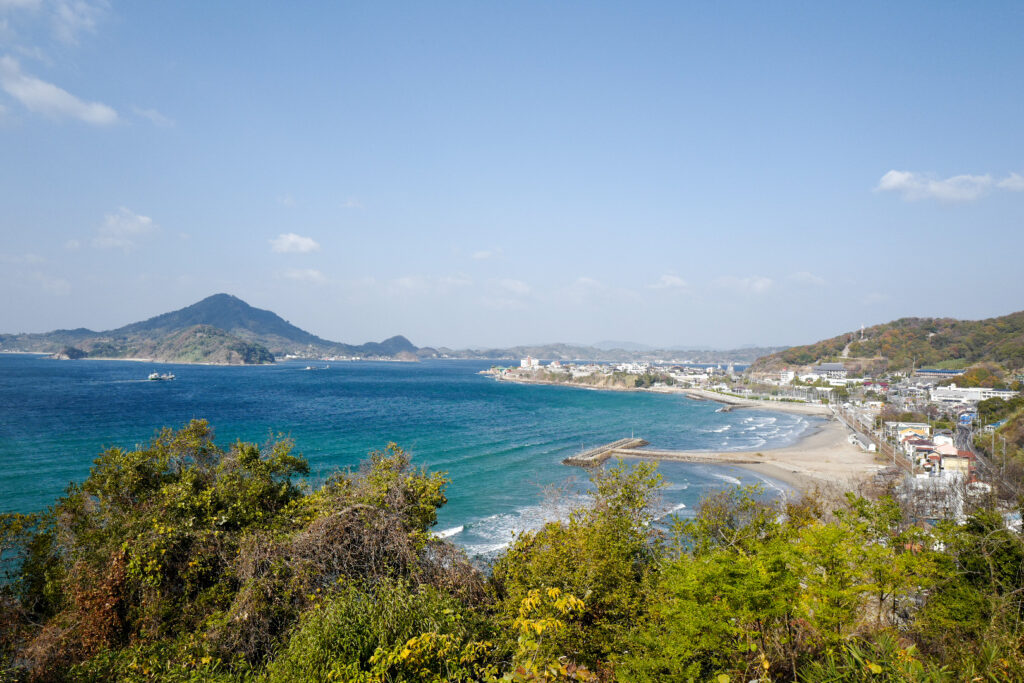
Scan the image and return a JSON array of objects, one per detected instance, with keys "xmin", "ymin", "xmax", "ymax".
[{"xmin": 0, "ymin": 354, "xmax": 816, "ymax": 555}]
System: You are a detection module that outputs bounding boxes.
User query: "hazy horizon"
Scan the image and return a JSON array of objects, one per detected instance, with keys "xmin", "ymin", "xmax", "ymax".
[{"xmin": 2, "ymin": 2, "xmax": 1022, "ymax": 348}]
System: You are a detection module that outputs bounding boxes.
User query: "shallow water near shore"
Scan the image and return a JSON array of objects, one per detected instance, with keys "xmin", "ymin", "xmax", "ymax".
[{"xmin": 0, "ymin": 354, "xmax": 815, "ymax": 555}]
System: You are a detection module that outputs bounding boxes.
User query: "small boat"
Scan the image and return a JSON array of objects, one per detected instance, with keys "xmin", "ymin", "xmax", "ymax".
[{"xmin": 148, "ymin": 372, "xmax": 175, "ymax": 381}]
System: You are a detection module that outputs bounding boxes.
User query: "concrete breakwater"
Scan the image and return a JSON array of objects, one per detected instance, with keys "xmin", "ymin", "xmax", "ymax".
[
  {"xmin": 562, "ymin": 438, "xmax": 649, "ymax": 466},
  {"xmin": 562, "ymin": 438, "xmax": 766, "ymax": 468}
]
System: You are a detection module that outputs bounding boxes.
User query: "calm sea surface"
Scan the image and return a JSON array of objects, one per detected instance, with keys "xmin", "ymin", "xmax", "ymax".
[{"xmin": 0, "ymin": 354, "xmax": 817, "ymax": 555}]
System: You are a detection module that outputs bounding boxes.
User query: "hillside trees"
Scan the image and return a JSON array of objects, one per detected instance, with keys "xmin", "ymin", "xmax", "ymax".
[{"xmin": 0, "ymin": 421, "xmax": 482, "ymax": 681}]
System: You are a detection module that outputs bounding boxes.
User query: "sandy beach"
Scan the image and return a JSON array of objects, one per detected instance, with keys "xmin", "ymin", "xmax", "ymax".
[
  {"xmin": 496, "ymin": 372, "xmax": 885, "ymax": 493},
  {"xmin": 615, "ymin": 418, "xmax": 887, "ymax": 495},
  {"xmin": 665, "ymin": 387, "xmax": 834, "ymax": 416}
]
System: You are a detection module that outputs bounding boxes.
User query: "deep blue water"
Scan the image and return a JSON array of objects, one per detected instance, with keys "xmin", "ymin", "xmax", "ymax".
[{"xmin": 0, "ymin": 354, "xmax": 816, "ymax": 555}]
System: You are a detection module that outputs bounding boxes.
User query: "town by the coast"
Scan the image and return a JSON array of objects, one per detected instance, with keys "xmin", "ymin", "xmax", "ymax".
[{"xmin": 487, "ymin": 354, "xmax": 1021, "ymax": 515}]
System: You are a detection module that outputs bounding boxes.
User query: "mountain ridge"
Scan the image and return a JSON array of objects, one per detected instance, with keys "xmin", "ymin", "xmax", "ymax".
[{"xmin": 0, "ymin": 294, "xmax": 421, "ymax": 364}]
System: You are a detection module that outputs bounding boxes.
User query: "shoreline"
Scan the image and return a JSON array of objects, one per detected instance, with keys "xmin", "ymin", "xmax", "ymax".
[
  {"xmin": 494, "ymin": 373, "xmax": 832, "ymax": 416},
  {"xmin": 492, "ymin": 374, "xmax": 882, "ymax": 494},
  {"xmin": 617, "ymin": 419, "xmax": 886, "ymax": 495}
]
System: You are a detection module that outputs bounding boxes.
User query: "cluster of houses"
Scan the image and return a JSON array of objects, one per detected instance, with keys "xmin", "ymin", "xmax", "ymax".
[
  {"xmin": 883, "ymin": 421, "xmax": 976, "ymax": 479},
  {"xmin": 512, "ymin": 356, "xmax": 736, "ymax": 385}
]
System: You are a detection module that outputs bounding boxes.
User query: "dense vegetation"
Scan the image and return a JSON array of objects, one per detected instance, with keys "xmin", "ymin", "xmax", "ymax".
[
  {"xmin": 4, "ymin": 422, "xmax": 1024, "ymax": 681},
  {"xmin": 751, "ymin": 310, "xmax": 1024, "ymax": 372}
]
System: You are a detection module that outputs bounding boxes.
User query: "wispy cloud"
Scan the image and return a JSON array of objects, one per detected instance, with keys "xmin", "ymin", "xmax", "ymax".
[
  {"xmin": 283, "ymin": 268, "xmax": 327, "ymax": 285},
  {"xmin": 496, "ymin": 278, "xmax": 530, "ymax": 296},
  {"xmin": 132, "ymin": 105, "xmax": 173, "ymax": 127},
  {"xmin": 875, "ymin": 169, "xmax": 1024, "ymax": 202},
  {"xmin": 998, "ymin": 173, "xmax": 1024, "ymax": 192},
  {"xmin": 31, "ymin": 270, "xmax": 69, "ymax": 294},
  {"xmin": 0, "ymin": 55, "xmax": 117, "ymax": 124},
  {"xmin": 270, "ymin": 232, "xmax": 320, "ymax": 254},
  {"xmin": 472, "ymin": 248, "xmax": 502, "ymax": 260},
  {"xmin": 341, "ymin": 197, "xmax": 362, "ymax": 209},
  {"xmin": 788, "ymin": 271, "xmax": 825, "ymax": 287},
  {"xmin": 0, "ymin": 1, "xmax": 44, "ymax": 10},
  {"xmin": 92, "ymin": 207, "xmax": 156, "ymax": 251},
  {"xmin": 714, "ymin": 275, "xmax": 773, "ymax": 294},
  {"xmin": 50, "ymin": 0, "xmax": 107, "ymax": 45},
  {"xmin": 649, "ymin": 274, "xmax": 688, "ymax": 290}
]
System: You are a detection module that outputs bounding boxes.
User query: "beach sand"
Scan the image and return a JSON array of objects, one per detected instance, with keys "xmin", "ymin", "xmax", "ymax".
[
  {"xmin": 616, "ymin": 418, "xmax": 888, "ymax": 495},
  {"xmin": 730, "ymin": 419, "xmax": 887, "ymax": 493}
]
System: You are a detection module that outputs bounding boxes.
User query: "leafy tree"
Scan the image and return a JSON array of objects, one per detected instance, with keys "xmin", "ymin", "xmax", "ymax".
[{"xmin": 491, "ymin": 461, "xmax": 662, "ymax": 670}]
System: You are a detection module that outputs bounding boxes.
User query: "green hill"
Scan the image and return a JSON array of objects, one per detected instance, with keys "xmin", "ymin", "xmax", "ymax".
[
  {"xmin": 750, "ymin": 309, "xmax": 1024, "ymax": 372},
  {"xmin": 0, "ymin": 294, "xmax": 421, "ymax": 363}
]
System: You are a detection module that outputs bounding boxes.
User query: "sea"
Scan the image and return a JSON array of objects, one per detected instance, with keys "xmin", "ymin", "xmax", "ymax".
[{"xmin": 0, "ymin": 354, "xmax": 819, "ymax": 556}]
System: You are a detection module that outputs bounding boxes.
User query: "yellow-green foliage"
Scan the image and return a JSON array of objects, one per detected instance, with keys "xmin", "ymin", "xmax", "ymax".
[{"xmin": 6, "ymin": 424, "xmax": 1024, "ymax": 682}]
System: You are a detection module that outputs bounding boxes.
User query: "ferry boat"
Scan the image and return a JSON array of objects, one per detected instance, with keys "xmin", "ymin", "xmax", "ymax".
[{"xmin": 148, "ymin": 372, "xmax": 175, "ymax": 381}]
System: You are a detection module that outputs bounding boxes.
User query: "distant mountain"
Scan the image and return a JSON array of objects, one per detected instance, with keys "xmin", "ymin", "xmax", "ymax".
[
  {"xmin": 748, "ymin": 310, "xmax": 1024, "ymax": 373},
  {"xmin": 0, "ymin": 294, "xmax": 421, "ymax": 364},
  {"xmin": 113, "ymin": 293, "xmax": 327, "ymax": 347},
  {"xmin": 592, "ymin": 340, "xmax": 655, "ymax": 352}
]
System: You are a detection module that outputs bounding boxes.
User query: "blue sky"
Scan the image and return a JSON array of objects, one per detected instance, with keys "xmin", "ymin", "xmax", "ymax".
[{"xmin": 1, "ymin": 2, "xmax": 1022, "ymax": 349}]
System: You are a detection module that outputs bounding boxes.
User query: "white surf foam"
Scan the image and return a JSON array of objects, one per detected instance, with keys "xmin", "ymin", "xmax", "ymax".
[{"xmin": 434, "ymin": 525, "xmax": 464, "ymax": 539}]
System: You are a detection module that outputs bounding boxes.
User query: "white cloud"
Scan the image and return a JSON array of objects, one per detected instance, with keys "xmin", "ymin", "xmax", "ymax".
[
  {"xmin": 0, "ymin": 55, "xmax": 117, "ymax": 124},
  {"xmin": 715, "ymin": 275, "xmax": 773, "ymax": 294},
  {"xmin": 873, "ymin": 169, "xmax": 1024, "ymax": 202},
  {"xmin": 439, "ymin": 274, "xmax": 472, "ymax": 288},
  {"xmin": 283, "ymin": 268, "xmax": 327, "ymax": 285},
  {"xmin": 0, "ymin": 0, "xmax": 43, "ymax": 10},
  {"xmin": 132, "ymin": 105, "xmax": 173, "ymax": 127},
  {"xmin": 341, "ymin": 197, "xmax": 362, "ymax": 209},
  {"xmin": 51, "ymin": 0, "xmax": 107, "ymax": 45},
  {"xmin": 788, "ymin": 271, "xmax": 825, "ymax": 287},
  {"xmin": 649, "ymin": 274, "xmax": 688, "ymax": 290},
  {"xmin": 472, "ymin": 248, "xmax": 502, "ymax": 260},
  {"xmin": 63, "ymin": 238, "xmax": 80, "ymax": 249},
  {"xmin": 92, "ymin": 207, "xmax": 156, "ymax": 251},
  {"xmin": 276, "ymin": 194, "xmax": 296, "ymax": 207},
  {"xmin": 270, "ymin": 232, "xmax": 320, "ymax": 253},
  {"xmin": 496, "ymin": 278, "xmax": 530, "ymax": 296},
  {"xmin": 998, "ymin": 173, "xmax": 1024, "ymax": 192}
]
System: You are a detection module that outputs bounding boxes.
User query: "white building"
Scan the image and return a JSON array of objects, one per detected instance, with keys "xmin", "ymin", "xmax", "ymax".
[
  {"xmin": 816, "ymin": 363, "xmax": 849, "ymax": 380},
  {"xmin": 929, "ymin": 384, "xmax": 1019, "ymax": 404},
  {"xmin": 520, "ymin": 356, "xmax": 540, "ymax": 369}
]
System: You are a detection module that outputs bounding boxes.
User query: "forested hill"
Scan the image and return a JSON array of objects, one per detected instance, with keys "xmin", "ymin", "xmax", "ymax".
[
  {"xmin": 0, "ymin": 294, "xmax": 423, "ymax": 363},
  {"xmin": 113, "ymin": 293, "xmax": 328, "ymax": 347},
  {"xmin": 749, "ymin": 309, "xmax": 1024, "ymax": 372}
]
